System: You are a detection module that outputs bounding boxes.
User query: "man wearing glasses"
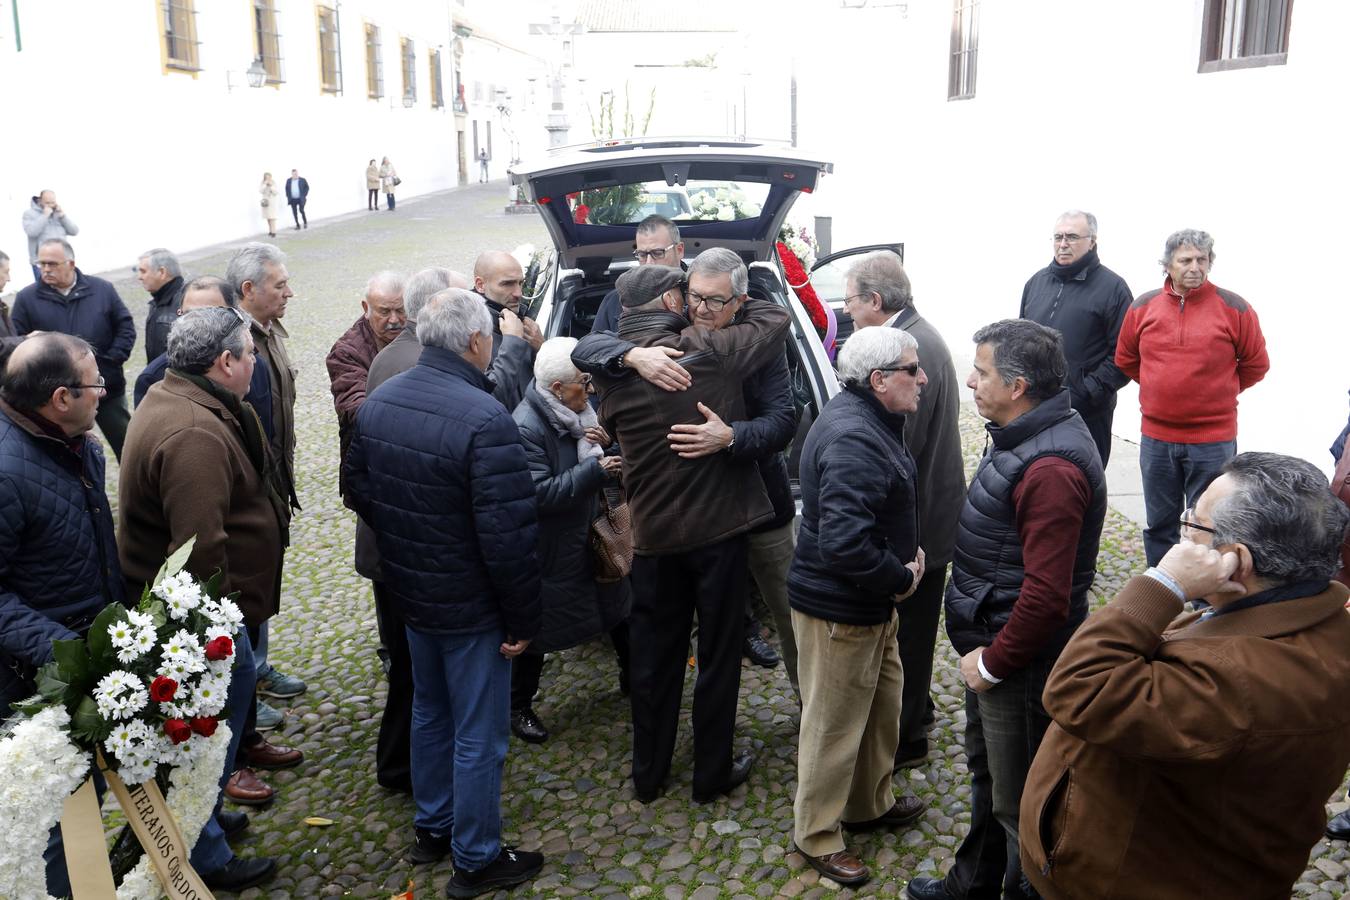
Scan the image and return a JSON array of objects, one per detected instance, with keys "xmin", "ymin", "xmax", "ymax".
[
  {"xmin": 1018, "ymin": 210, "xmax": 1132, "ymax": 465},
  {"xmin": 907, "ymin": 319, "xmax": 1107, "ymax": 900},
  {"xmin": 1020, "ymin": 452, "xmax": 1350, "ymax": 898},
  {"xmin": 1116, "ymin": 228, "xmax": 1269, "ymax": 567},
  {"xmin": 11, "ymin": 238, "xmax": 136, "ymax": 460},
  {"xmin": 591, "ymin": 215, "xmax": 686, "ymax": 336}
]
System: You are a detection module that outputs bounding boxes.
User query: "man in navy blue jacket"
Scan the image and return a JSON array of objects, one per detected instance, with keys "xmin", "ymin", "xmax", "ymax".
[
  {"xmin": 12, "ymin": 238, "xmax": 136, "ymax": 459},
  {"xmin": 344, "ymin": 287, "xmax": 545, "ymax": 898},
  {"xmin": 285, "ymin": 169, "xmax": 310, "ymax": 230}
]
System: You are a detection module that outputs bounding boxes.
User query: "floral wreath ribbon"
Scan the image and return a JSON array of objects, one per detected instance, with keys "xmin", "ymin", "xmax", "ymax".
[{"xmin": 58, "ymin": 750, "xmax": 215, "ymax": 899}]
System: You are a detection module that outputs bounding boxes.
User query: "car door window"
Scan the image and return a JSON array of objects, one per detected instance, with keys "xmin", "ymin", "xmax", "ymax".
[{"xmin": 808, "ymin": 243, "xmax": 905, "ymax": 346}]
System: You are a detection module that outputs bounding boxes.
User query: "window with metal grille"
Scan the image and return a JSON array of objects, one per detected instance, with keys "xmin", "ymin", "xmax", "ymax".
[
  {"xmin": 254, "ymin": 0, "xmax": 285, "ymax": 84},
  {"xmin": 1200, "ymin": 0, "xmax": 1293, "ymax": 71},
  {"xmin": 161, "ymin": 0, "xmax": 200, "ymax": 71},
  {"xmin": 317, "ymin": 6, "xmax": 341, "ymax": 93},
  {"xmin": 401, "ymin": 37, "xmax": 417, "ymax": 104},
  {"xmin": 430, "ymin": 49, "xmax": 445, "ymax": 108},
  {"xmin": 948, "ymin": 0, "xmax": 978, "ymax": 100},
  {"xmin": 365, "ymin": 23, "xmax": 383, "ymax": 99}
]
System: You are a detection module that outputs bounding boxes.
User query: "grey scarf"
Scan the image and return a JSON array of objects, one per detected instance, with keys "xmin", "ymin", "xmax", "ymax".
[{"xmin": 534, "ymin": 381, "xmax": 603, "ymax": 462}]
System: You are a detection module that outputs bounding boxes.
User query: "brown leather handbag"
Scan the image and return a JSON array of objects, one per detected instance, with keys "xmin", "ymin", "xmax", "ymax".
[
  {"xmin": 1333, "ymin": 441, "xmax": 1350, "ymax": 588},
  {"xmin": 590, "ymin": 486, "xmax": 633, "ymax": 583}
]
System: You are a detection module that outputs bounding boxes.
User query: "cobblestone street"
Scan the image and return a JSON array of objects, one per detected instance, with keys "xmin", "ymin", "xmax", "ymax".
[{"xmin": 92, "ymin": 183, "xmax": 1350, "ymax": 899}]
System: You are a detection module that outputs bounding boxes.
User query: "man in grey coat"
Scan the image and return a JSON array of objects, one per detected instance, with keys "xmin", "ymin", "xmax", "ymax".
[
  {"xmin": 22, "ymin": 190, "xmax": 79, "ymax": 283},
  {"xmin": 842, "ymin": 250, "xmax": 965, "ymax": 768}
]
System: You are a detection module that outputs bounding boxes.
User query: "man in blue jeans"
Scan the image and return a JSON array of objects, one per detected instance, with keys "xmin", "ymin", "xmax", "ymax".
[
  {"xmin": 1115, "ymin": 229, "xmax": 1269, "ymax": 566},
  {"xmin": 345, "ymin": 288, "xmax": 544, "ymax": 898}
]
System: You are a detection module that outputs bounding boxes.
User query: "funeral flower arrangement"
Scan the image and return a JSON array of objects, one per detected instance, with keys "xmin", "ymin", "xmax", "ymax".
[
  {"xmin": 690, "ymin": 186, "xmax": 762, "ymax": 221},
  {"xmin": 775, "ymin": 221, "xmax": 832, "ymax": 350},
  {"xmin": 0, "ymin": 541, "xmax": 241, "ymax": 899}
]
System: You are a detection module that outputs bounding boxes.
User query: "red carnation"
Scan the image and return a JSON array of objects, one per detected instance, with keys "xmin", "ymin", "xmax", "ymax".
[
  {"xmin": 164, "ymin": 718, "xmax": 192, "ymax": 745},
  {"xmin": 150, "ymin": 675, "xmax": 179, "ymax": 703},
  {"xmin": 204, "ymin": 636, "xmax": 234, "ymax": 662},
  {"xmin": 190, "ymin": 716, "xmax": 218, "ymax": 738}
]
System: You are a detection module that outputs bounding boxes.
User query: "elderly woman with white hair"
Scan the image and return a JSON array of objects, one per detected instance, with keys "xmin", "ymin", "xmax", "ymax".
[
  {"xmin": 509, "ymin": 336, "xmax": 630, "ymax": 744},
  {"xmin": 786, "ymin": 326, "xmax": 930, "ymax": 887}
]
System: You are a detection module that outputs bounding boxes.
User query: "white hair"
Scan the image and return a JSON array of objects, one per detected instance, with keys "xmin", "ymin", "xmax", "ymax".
[
  {"xmin": 837, "ymin": 326, "xmax": 917, "ymax": 387},
  {"xmin": 417, "ymin": 288, "xmax": 491, "ymax": 354},
  {"xmin": 533, "ymin": 337, "xmax": 580, "ymax": 386},
  {"xmin": 365, "ymin": 270, "xmax": 405, "ymax": 301}
]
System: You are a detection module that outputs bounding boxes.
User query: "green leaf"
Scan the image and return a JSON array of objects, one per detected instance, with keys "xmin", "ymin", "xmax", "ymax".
[
  {"xmin": 87, "ymin": 603, "xmax": 128, "ymax": 666},
  {"xmin": 154, "ymin": 536, "xmax": 197, "ymax": 586},
  {"xmin": 34, "ymin": 661, "xmax": 70, "ymax": 700},
  {"xmin": 51, "ymin": 639, "xmax": 93, "ymax": 690},
  {"xmin": 204, "ymin": 569, "xmax": 224, "ymax": 601},
  {"xmin": 70, "ymin": 694, "xmax": 110, "ymax": 743},
  {"xmin": 143, "ymin": 598, "xmax": 168, "ymax": 630}
]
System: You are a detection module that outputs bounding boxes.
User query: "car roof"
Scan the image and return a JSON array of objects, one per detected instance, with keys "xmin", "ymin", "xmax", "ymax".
[{"xmin": 509, "ymin": 137, "xmax": 832, "ymax": 267}]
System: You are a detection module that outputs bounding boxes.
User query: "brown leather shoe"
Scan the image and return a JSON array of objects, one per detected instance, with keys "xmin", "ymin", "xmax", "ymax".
[
  {"xmin": 224, "ymin": 768, "xmax": 274, "ymax": 806},
  {"xmin": 793, "ymin": 843, "xmax": 870, "ymax": 886},
  {"xmin": 240, "ymin": 738, "xmax": 304, "ymax": 770},
  {"xmin": 842, "ymin": 796, "xmax": 925, "ymax": 832}
]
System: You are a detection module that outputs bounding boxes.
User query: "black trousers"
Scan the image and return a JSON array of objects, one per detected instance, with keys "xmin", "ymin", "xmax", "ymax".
[
  {"xmin": 510, "ymin": 621, "xmax": 630, "ymax": 710},
  {"xmin": 289, "ymin": 199, "xmax": 307, "ymax": 227},
  {"xmin": 895, "ymin": 562, "xmax": 947, "ymax": 745},
  {"xmin": 1079, "ymin": 406, "xmax": 1115, "ymax": 467},
  {"xmin": 368, "ymin": 188, "xmax": 379, "ymax": 209},
  {"xmin": 239, "ymin": 622, "xmax": 262, "ymax": 749},
  {"xmin": 629, "ymin": 537, "xmax": 747, "ymax": 798},
  {"xmin": 372, "ymin": 580, "xmax": 413, "ymax": 789}
]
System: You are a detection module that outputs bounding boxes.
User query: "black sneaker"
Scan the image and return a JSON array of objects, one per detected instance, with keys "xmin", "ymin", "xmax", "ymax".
[
  {"xmin": 510, "ymin": 707, "xmax": 549, "ymax": 744},
  {"xmin": 202, "ymin": 855, "xmax": 275, "ymax": 891},
  {"xmin": 446, "ymin": 847, "xmax": 543, "ymax": 898},
  {"xmin": 407, "ymin": 827, "xmax": 453, "ymax": 865},
  {"xmin": 743, "ymin": 630, "xmax": 780, "ymax": 668}
]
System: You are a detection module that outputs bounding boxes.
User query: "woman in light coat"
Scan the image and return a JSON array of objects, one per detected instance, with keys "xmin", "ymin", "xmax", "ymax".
[
  {"xmin": 365, "ymin": 159, "xmax": 380, "ymax": 211},
  {"xmin": 259, "ymin": 172, "xmax": 279, "ymax": 237},
  {"xmin": 379, "ymin": 157, "xmax": 397, "ymax": 210}
]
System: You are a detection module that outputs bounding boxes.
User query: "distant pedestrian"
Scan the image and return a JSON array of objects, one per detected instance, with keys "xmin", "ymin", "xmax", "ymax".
[
  {"xmin": 1019, "ymin": 210, "xmax": 1133, "ymax": 465},
  {"xmin": 1115, "ymin": 228, "xmax": 1269, "ymax": 566},
  {"xmin": 479, "ymin": 149, "xmax": 489, "ymax": 183},
  {"xmin": 136, "ymin": 247, "xmax": 185, "ymax": 363},
  {"xmin": 0, "ymin": 250, "xmax": 13, "ymax": 338},
  {"xmin": 22, "ymin": 189, "xmax": 78, "ymax": 283},
  {"xmin": 285, "ymin": 168, "xmax": 310, "ymax": 230},
  {"xmin": 380, "ymin": 157, "xmax": 398, "ymax": 210},
  {"xmin": 259, "ymin": 173, "xmax": 279, "ymax": 237},
  {"xmin": 366, "ymin": 159, "xmax": 381, "ymax": 211},
  {"xmin": 11, "ymin": 238, "xmax": 136, "ymax": 460}
]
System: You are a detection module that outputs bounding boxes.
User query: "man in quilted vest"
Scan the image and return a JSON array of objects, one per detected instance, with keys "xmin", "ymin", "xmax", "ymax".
[{"xmin": 907, "ymin": 320, "xmax": 1107, "ymax": 900}]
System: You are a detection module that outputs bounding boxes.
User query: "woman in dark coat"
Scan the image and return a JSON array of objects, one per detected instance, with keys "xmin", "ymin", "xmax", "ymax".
[{"xmin": 510, "ymin": 337, "xmax": 630, "ymax": 743}]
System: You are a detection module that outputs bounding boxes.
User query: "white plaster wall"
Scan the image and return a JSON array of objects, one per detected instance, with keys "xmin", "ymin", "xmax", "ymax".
[
  {"xmin": 793, "ymin": 0, "xmax": 1349, "ymax": 472},
  {"xmin": 0, "ymin": 0, "xmax": 460, "ymax": 286}
]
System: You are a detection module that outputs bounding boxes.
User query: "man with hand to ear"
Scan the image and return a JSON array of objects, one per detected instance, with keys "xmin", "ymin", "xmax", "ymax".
[{"xmin": 1019, "ymin": 452, "xmax": 1350, "ymax": 900}]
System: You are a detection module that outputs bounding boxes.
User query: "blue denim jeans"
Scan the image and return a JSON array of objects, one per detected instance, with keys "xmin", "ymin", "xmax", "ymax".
[
  {"xmin": 944, "ymin": 659, "xmax": 1053, "ymax": 900},
  {"xmin": 406, "ymin": 625, "xmax": 509, "ymax": 872},
  {"xmin": 1139, "ymin": 436, "xmax": 1237, "ymax": 566},
  {"xmin": 44, "ymin": 628, "xmax": 256, "ymax": 892}
]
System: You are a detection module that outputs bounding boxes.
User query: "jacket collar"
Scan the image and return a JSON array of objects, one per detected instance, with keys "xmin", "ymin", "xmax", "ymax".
[
  {"xmin": 251, "ymin": 317, "xmax": 290, "ymax": 340},
  {"xmin": 150, "ymin": 275, "xmax": 184, "ymax": 308},
  {"xmin": 416, "ymin": 344, "xmax": 492, "ymax": 392},
  {"xmin": 1168, "ymin": 581, "xmax": 1349, "ymax": 641},
  {"xmin": 842, "ymin": 383, "xmax": 908, "ymax": 441},
  {"xmin": 617, "ymin": 308, "xmax": 688, "ymax": 341},
  {"xmin": 0, "ymin": 398, "xmax": 87, "ymax": 461},
  {"xmin": 892, "ymin": 303, "xmax": 925, "ymax": 332},
  {"xmin": 161, "ymin": 369, "xmax": 237, "ymax": 421},
  {"xmin": 1163, "ymin": 277, "xmax": 1218, "ymax": 305},
  {"xmin": 1046, "ymin": 246, "xmax": 1100, "ymax": 283},
  {"xmin": 986, "ymin": 388, "xmax": 1076, "ymax": 451},
  {"xmin": 35, "ymin": 268, "xmax": 88, "ymax": 302}
]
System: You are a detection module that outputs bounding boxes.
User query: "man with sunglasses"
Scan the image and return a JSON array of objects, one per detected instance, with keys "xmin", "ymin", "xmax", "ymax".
[
  {"xmin": 1020, "ymin": 452, "xmax": 1350, "ymax": 898},
  {"xmin": 907, "ymin": 319, "xmax": 1107, "ymax": 900},
  {"xmin": 591, "ymin": 215, "xmax": 687, "ymax": 336}
]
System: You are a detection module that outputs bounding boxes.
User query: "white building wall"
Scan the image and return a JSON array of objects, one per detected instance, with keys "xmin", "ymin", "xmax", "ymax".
[
  {"xmin": 0, "ymin": 0, "xmax": 459, "ymax": 286},
  {"xmin": 795, "ymin": 0, "xmax": 1349, "ymax": 471}
]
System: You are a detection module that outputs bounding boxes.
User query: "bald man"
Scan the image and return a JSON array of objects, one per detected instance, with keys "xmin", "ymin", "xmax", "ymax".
[{"xmin": 473, "ymin": 250, "xmax": 542, "ymax": 410}]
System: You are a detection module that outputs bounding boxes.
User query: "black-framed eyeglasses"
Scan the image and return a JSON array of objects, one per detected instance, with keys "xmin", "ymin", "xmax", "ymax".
[
  {"xmin": 687, "ymin": 291, "xmax": 735, "ymax": 312},
  {"xmin": 1179, "ymin": 507, "xmax": 1219, "ymax": 538},
  {"xmin": 1052, "ymin": 233, "xmax": 1092, "ymax": 244},
  {"xmin": 67, "ymin": 375, "xmax": 106, "ymax": 392},
  {"xmin": 841, "ymin": 292, "xmax": 871, "ymax": 308},
  {"xmin": 875, "ymin": 363, "xmax": 921, "ymax": 378},
  {"xmin": 633, "ymin": 243, "xmax": 676, "ymax": 262}
]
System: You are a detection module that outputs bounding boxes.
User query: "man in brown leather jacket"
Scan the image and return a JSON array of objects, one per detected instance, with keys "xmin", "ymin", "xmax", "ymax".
[{"xmin": 573, "ymin": 264, "xmax": 789, "ymax": 805}]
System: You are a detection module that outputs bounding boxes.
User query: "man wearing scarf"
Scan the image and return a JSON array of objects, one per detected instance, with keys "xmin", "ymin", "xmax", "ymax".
[
  {"xmin": 1019, "ymin": 210, "xmax": 1132, "ymax": 465},
  {"xmin": 117, "ymin": 306, "xmax": 291, "ymax": 893},
  {"xmin": 1020, "ymin": 452, "xmax": 1350, "ymax": 899}
]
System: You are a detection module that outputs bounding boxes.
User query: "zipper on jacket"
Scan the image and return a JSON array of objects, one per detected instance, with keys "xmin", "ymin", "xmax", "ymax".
[{"xmin": 1177, "ymin": 295, "xmax": 1186, "ymax": 347}]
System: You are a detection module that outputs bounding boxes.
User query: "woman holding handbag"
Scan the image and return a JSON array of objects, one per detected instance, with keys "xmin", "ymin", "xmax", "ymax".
[
  {"xmin": 379, "ymin": 157, "xmax": 398, "ymax": 210},
  {"xmin": 258, "ymin": 172, "xmax": 279, "ymax": 237},
  {"xmin": 509, "ymin": 337, "xmax": 631, "ymax": 744}
]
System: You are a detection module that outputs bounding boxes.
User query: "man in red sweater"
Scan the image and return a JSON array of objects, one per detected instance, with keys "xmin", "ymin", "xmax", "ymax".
[
  {"xmin": 906, "ymin": 320, "xmax": 1107, "ymax": 900},
  {"xmin": 1115, "ymin": 229, "xmax": 1269, "ymax": 566}
]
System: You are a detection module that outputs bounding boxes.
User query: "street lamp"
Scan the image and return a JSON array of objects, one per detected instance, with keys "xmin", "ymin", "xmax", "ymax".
[
  {"xmin": 227, "ymin": 58, "xmax": 269, "ymax": 92},
  {"xmin": 402, "ymin": 88, "xmax": 416, "ymax": 108}
]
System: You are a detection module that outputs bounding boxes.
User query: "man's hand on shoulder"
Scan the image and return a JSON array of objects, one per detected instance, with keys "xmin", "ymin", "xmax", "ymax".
[
  {"xmin": 667, "ymin": 402, "xmax": 732, "ymax": 458},
  {"xmin": 624, "ymin": 346, "xmax": 690, "ymax": 391}
]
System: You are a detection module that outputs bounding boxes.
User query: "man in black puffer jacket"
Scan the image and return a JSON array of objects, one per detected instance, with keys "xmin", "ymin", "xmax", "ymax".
[
  {"xmin": 344, "ymin": 287, "xmax": 545, "ymax": 897},
  {"xmin": 787, "ymin": 326, "xmax": 928, "ymax": 887}
]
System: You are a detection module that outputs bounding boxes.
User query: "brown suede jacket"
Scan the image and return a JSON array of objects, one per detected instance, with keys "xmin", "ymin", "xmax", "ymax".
[{"xmin": 1022, "ymin": 575, "xmax": 1350, "ymax": 899}]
